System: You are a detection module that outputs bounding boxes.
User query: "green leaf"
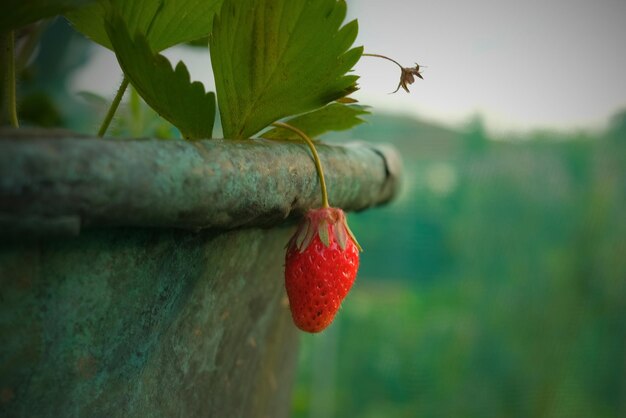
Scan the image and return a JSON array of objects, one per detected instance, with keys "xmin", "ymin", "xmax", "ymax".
[
  {"xmin": 105, "ymin": 12, "xmax": 215, "ymax": 139},
  {"xmin": 262, "ymin": 103, "xmax": 369, "ymax": 140},
  {"xmin": 1, "ymin": 0, "xmax": 94, "ymax": 33},
  {"xmin": 210, "ymin": 0, "xmax": 362, "ymax": 139},
  {"xmin": 66, "ymin": 0, "xmax": 222, "ymax": 52},
  {"xmin": 186, "ymin": 36, "xmax": 209, "ymax": 48}
]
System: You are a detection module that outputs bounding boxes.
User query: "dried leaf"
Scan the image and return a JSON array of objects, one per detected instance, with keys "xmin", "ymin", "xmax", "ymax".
[{"xmin": 394, "ymin": 63, "xmax": 424, "ymax": 94}]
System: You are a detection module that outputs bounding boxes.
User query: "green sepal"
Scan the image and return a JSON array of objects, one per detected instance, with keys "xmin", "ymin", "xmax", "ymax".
[
  {"xmin": 318, "ymin": 220, "xmax": 330, "ymax": 247},
  {"xmin": 335, "ymin": 222, "xmax": 348, "ymax": 251},
  {"xmin": 295, "ymin": 218, "xmax": 311, "ymax": 250},
  {"xmin": 344, "ymin": 219, "xmax": 362, "ymax": 252},
  {"xmin": 299, "ymin": 222, "xmax": 317, "ymax": 253}
]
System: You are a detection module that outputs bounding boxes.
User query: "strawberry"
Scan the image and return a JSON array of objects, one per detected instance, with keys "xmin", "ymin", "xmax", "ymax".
[{"xmin": 285, "ymin": 207, "xmax": 361, "ymax": 333}]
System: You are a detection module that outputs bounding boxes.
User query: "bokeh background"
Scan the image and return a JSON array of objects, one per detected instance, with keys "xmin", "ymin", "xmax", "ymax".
[{"xmin": 16, "ymin": 1, "xmax": 626, "ymax": 417}]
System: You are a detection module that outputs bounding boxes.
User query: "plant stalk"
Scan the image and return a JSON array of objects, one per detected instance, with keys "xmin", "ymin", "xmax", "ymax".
[
  {"xmin": 272, "ymin": 122, "xmax": 330, "ymax": 208},
  {"xmin": 97, "ymin": 76, "xmax": 130, "ymax": 137},
  {"xmin": 362, "ymin": 53, "xmax": 403, "ymax": 69},
  {"xmin": 2, "ymin": 31, "xmax": 19, "ymax": 127}
]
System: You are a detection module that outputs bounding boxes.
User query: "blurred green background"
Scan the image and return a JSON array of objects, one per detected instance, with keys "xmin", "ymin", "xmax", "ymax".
[
  {"xmin": 15, "ymin": 18, "xmax": 626, "ymax": 418},
  {"xmin": 292, "ymin": 115, "xmax": 626, "ymax": 418}
]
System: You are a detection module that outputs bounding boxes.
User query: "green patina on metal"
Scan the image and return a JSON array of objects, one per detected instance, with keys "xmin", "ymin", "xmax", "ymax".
[
  {"xmin": 0, "ymin": 131, "xmax": 401, "ymax": 237},
  {"xmin": 1, "ymin": 226, "xmax": 299, "ymax": 418},
  {"xmin": 0, "ymin": 131, "xmax": 402, "ymax": 417}
]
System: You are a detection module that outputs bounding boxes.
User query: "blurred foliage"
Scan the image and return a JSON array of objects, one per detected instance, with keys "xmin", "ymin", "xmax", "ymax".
[
  {"xmin": 293, "ymin": 113, "xmax": 626, "ymax": 418},
  {"xmin": 16, "ymin": 18, "xmax": 94, "ymax": 131},
  {"xmin": 17, "ymin": 91, "xmax": 63, "ymax": 127},
  {"xmin": 0, "ymin": 0, "xmax": 93, "ymax": 33},
  {"xmin": 15, "ymin": 18, "xmax": 179, "ymax": 138}
]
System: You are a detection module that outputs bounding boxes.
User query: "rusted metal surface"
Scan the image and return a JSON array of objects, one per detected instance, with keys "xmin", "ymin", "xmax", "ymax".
[
  {"xmin": 0, "ymin": 226, "xmax": 299, "ymax": 418},
  {"xmin": 0, "ymin": 132, "xmax": 401, "ymax": 238}
]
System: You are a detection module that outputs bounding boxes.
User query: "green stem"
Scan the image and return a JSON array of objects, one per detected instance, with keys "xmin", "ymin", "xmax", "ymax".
[
  {"xmin": 2, "ymin": 31, "xmax": 19, "ymax": 128},
  {"xmin": 362, "ymin": 53, "xmax": 403, "ymax": 69},
  {"xmin": 272, "ymin": 122, "xmax": 330, "ymax": 208},
  {"xmin": 97, "ymin": 76, "xmax": 129, "ymax": 137}
]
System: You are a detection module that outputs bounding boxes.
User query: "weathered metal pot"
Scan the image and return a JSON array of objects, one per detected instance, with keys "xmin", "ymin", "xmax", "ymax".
[{"xmin": 0, "ymin": 130, "xmax": 401, "ymax": 418}]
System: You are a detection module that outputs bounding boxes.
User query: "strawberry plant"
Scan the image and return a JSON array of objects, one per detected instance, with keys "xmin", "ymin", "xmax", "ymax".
[{"xmin": 1, "ymin": 0, "xmax": 420, "ymax": 333}]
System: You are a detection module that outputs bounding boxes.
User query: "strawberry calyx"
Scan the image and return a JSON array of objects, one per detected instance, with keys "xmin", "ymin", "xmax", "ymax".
[{"xmin": 288, "ymin": 207, "xmax": 362, "ymax": 253}]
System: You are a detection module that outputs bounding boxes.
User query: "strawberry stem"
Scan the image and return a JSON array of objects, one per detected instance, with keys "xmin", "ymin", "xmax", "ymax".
[
  {"xmin": 272, "ymin": 122, "xmax": 329, "ymax": 208},
  {"xmin": 362, "ymin": 53, "xmax": 404, "ymax": 70},
  {"xmin": 98, "ymin": 76, "xmax": 129, "ymax": 137}
]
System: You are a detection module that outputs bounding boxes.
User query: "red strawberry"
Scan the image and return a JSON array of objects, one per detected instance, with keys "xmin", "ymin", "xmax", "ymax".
[{"xmin": 285, "ymin": 207, "xmax": 361, "ymax": 333}]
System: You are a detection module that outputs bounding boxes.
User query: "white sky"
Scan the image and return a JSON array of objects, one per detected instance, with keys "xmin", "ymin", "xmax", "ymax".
[{"xmin": 72, "ymin": 0, "xmax": 626, "ymax": 134}]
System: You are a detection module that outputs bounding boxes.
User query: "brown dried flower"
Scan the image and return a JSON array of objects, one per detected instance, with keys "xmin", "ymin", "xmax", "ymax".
[
  {"xmin": 394, "ymin": 63, "xmax": 424, "ymax": 93},
  {"xmin": 362, "ymin": 53, "xmax": 424, "ymax": 94}
]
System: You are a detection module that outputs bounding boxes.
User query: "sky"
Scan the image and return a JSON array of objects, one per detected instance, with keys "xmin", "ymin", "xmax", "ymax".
[{"xmin": 72, "ymin": 0, "xmax": 626, "ymax": 134}]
